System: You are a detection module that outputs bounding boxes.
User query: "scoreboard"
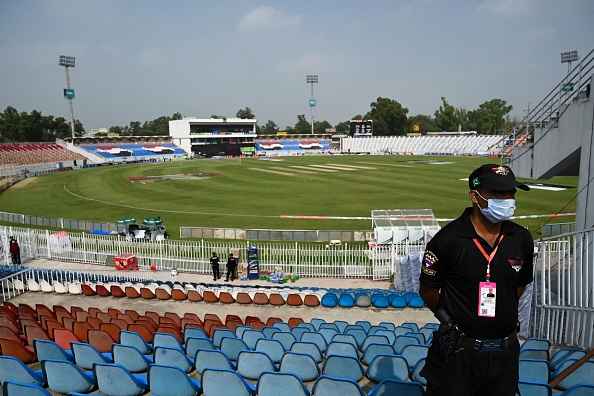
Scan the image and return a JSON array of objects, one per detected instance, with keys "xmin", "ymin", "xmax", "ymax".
[{"xmin": 350, "ymin": 120, "xmax": 373, "ymax": 136}]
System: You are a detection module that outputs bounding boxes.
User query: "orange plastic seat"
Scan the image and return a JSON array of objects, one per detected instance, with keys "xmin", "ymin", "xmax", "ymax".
[
  {"xmin": 269, "ymin": 294, "xmax": 285, "ymax": 306},
  {"xmin": 18, "ymin": 304, "xmax": 37, "ymax": 319},
  {"xmin": 164, "ymin": 313, "xmax": 181, "ymax": 327},
  {"xmin": 183, "ymin": 313, "xmax": 201, "ymax": 323},
  {"xmin": 36, "ymin": 304, "xmax": 55, "ymax": 320},
  {"xmin": 87, "ymin": 317, "xmax": 101, "ymax": 330},
  {"xmin": 287, "ymin": 294, "xmax": 303, "ymax": 306},
  {"xmin": 202, "ymin": 290, "xmax": 218, "ymax": 303},
  {"xmin": 25, "ymin": 325, "xmax": 49, "ymax": 346},
  {"xmin": 56, "ymin": 311, "xmax": 72, "ymax": 326},
  {"xmin": 288, "ymin": 318, "xmax": 304, "ymax": 328},
  {"xmin": 0, "ymin": 326, "xmax": 23, "ymax": 344},
  {"xmin": 127, "ymin": 324, "xmax": 153, "ymax": 343},
  {"xmin": 145, "ymin": 312, "xmax": 160, "ymax": 325},
  {"xmin": 88, "ymin": 330, "xmax": 114, "ymax": 353},
  {"xmin": 236, "ymin": 293, "xmax": 252, "ymax": 304},
  {"xmin": 73, "ymin": 321, "xmax": 92, "ymax": 342},
  {"xmin": 266, "ymin": 317, "xmax": 282, "ymax": 327},
  {"xmin": 62, "ymin": 317, "xmax": 75, "ymax": 332},
  {"xmin": 0, "ymin": 318, "xmax": 19, "ymax": 335},
  {"xmin": 0, "ymin": 337, "xmax": 36, "ymax": 363},
  {"xmin": 155, "ymin": 287, "xmax": 171, "ymax": 300},
  {"xmin": 110, "ymin": 319, "xmax": 127, "ymax": 331},
  {"xmin": 53, "ymin": 329, "xmax": 79, "ymax": 350},
  {"xmin": 45, "ymin": 321, "xmax": 63, "ymax": 339},
  {"xmin": 253, "ymin": 293, "xmax": 269, "ymax": 305},
  {"xmin": 171, "ymin": 288, "xmax": 187, "ymax": 301},
  {"xmin": 100, "ymin": 323, "xmax": 121, "ymax": 342},
  {"xmin": 108, "ymin": 308, "xmax": 122, "ymax": 318},
  {"xmin": 124, "ymin": 310, "xmax": 139, "ymax": 321},
  {"xmin": 110, "ymin": 285, "xmax": 126, "ymax": 297},
  {"xmin": 304, "ymin": 295, "xmax": 320, "ymax": 307},
  {"xmin": 81, "ymin": 284, "xmax": 96, "ymax": 296},
  {"xmin": 225, "ymin": 315, "xmax": 243, "ymax": 325},
  {"xmin": 219, "ymin": 292, "xmax": 235, "ymax": 304},
  {"xmin": 140, "ymin": 287, "xmax": 155, "ymax": 299},
  {"xmin": 204, "ymin": 314, "xmax": 221, "ymax": 323},
  {"xmin": 125, "ymin": 286, "xmax": 140, "ymax": 298},
  {"xmin": 88, "ymin": 307, "xmax": 102, "ymax": 318},
  {"xmin": 95, "ymin": 284, "xmax": 110, "ymax": 297},
  {"xmin": 187, "ymin": 290, "xmax": 203, "ymax": 302},
  {"xmin": 75, "ymin": 311, "xmax": 89, "ymax": 323},
  {"xmin": 97, "ymin": 312, "xmax": 112, "ymax": 323},
  {"xmin": 157, "ymin": 326, "xmax": 182, "ymax": 342}
]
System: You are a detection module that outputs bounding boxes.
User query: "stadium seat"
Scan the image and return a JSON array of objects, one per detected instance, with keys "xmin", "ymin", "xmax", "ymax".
[
  {"xmin": 310, "ymin": 319, "xmax": 326, "ymax": 331},
  {"xmin": 375, "ymin": 330, "xmax": 395, "ymax": 345},
  {"xmin": 561, "ymin": 385, "xmax": 594, "ymax": 395},
  {"xmin": 355, "ymin": 294, "xmax": 372, "ymax": 308},
  {"xmin": 280, "ymin": 352, "xmax": 320, "ymax": 382},
  {"xmin": 243, "ymin": 330, "xmax": 266, "ymax": 350},
  {"xmin": 0, "ymin": 338, "xmax": 36, "ymax": 364},
  {"xmin": 184, "ymin": 327, "xmax": 207, "ymax": 342},
  {"xmin": 411, "ymin": 359, "xmax": 426, "ymax": 385},
  {"xmin": 1, "ymin": 381, "xmax": 50, "ymax": 396},
  {"xmin": 522, "ymin": 339, "xmax": 551, "ymax": 351},
  {"xmin": 201, "ymin": 369, "xmax": 256, "ymax": 396},
  {"xmin": 194, "ymin": 350, "xmax": 234, "ymax": 375},
  {"xmin": 338, "ymin": 293, "xmax": 355, "ymax": 308},
  {"xmin": 34, "ymin": 339, "xmax": 73, "ymax": 362},
  {"xmin": 301, "ymin": 332, "xmax": 328, "ymax": 353},
  {"xmin": 331, "ymin": 334, "xmax": 358, "ymax": 350},
  {"xmin": 519, "ymin": 360, "xmax": 549, "ymax": 385},
  {"xmin": 41, "ymin": 359, "xmax": 96, "ymax": 394},
  {"xmin": 0, "ymin": 356, "xmax": 44, "ymax": 386},
  {"xmin": 213, "ymin": 329, "xmax": 236, "ymax": 347},
  {"xmin": 256, "ymin": 339, "xmax": 286, "ymax": 364},
  {"xmin": 186, "ymin": 337, "xmax": 216, "ymax": 358},
  {"xmin": 401, "ymin": 322, "xmax": 420, "ymax": 333},
  {"xmin": 112, "ymin": 344, "xmax": 152, "ymax": 373},
  {"xmin": 273, "ymin": 332, "xmax": 297, "ymax": 350},
  {"xmin": 237, "ymin": 351, "xmax": 276, "ymax": 380},
  {"xmin": 273, "ymin": 322, "xmax": 291, "ymax": 332},
  {"xmin": 154, "ymin": 332, "xmax": 183, "ymax": 351},
  {"xmin": 368, "ymin": 379, "xmax": 424, "ymax": 396},
  {"xmin": 518, "ymin": 381, "xmax": 552, "ymax": 396},
  {"xmin": 154, "ymin": 346, "xmax": 193, "ymax": 373},
  {"xmin": 363, "ymin": 344, "xmax": 396, "ymax": 365},
  {"xmin": 148, "ymin": 364, "xmax": 201, "ymax": 396},
  {"xmin": 400, "ymin": 344, "xmax": 429, "ymax": 369},
  {"xmin": 559, "ymin": 361, "xmax": 594, "ymax": 389},
  {"xmin": 520, "ymin": 349, "xmax": 550, "ymax": 362},
  {"xmin": 371, "ymin": 294, "xmax": 389, "ymax": 308},
  {"xmin": 322, "ymin": 355, "xmax": 364, "ymax": 382},
  {"xmin": 379, "ymin": 322, "xmax": 396, "ymax": 332},
  {"xmin": 71, "ymin": 341, "xmax": 113, "ymax": 370},
  {"xmin": 312, "ymin": 376, "xmax": 364, "ymax": 396},
  {"xmin": 345, "ymin": 329, "xmax": 366, "ymax": 349},
  {"xmin": 292, "ymin": 327, "xmax": 309, "ymax": 341},
  {"xmin": 120, "ymin": 331, "xmax": 152, "ymax": 354},
  {"xmin": 394, "ymin": 335, "xmax": 421, "ymax": 354},
  {"xmin": 367, "ymin": 355, "xmax": 410, "ymax": 383},
  {"xmin": 326, "ymin": 342, "xmax": 358, "ymax": 360},
  {"xmin": 94, "ymin": 363, "xmax": 148, "ymax": 396},
  {"xmin": 319, "ymin": 329, "xmax": 339, "ymax": 345},
  {"xmin": 390, "ymin": 294, "xmax": 407, "ymax": 308},
  {"xmin": 220, "ymin": 337, "xmax": 250, "ymax": 362},
  {"xmin": 291, "ymin": 342, "xmax": 323, "ymax": 364},
  {"xmin": 257, "ymin": 372, "xmax": 310, "ymax": 396},
  {"xmin": 321, "ymin": 293, "xmax": 339, "ymax": 308},
  {"xmin": 362, "ymin": 335, "xmax": 390, "ymax": 352}
]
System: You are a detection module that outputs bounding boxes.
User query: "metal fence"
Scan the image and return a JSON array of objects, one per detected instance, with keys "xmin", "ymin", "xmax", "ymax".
[
  {"xmin": 540, "ymin": 222, "xmax": 576, "ymax": 238},
  {"xmin": 180, "ymin": 226, "xmax": 373, "ymax": 242},
  {"xmin": 531, "ymin": 228, "xmax": 594, "ymax": 349},
  {"xmin": 0, "ymin": 210, "xmax": 118, "ymax": 234},
  {"xmin": 0, "ymin": 225, "xmax": 423, "ymax": 279}
]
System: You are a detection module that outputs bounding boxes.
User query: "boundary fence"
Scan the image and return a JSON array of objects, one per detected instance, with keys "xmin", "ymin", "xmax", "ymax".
[
  {"xmin": 180, "ymin": 226, "xmax": 373, "ymax": 242},
  {"xmin": 0, "ymin": 210, "xmax": 118, "ymax": 234},
  {"xmin": 0, "ymin": 225, "xmax": 423, "ymax": 279}
]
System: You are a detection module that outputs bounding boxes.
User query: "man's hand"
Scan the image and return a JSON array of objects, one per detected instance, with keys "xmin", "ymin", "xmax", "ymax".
[{"xmin": 420, "ymin": 285, "xmax": 440, "ymax": 313}]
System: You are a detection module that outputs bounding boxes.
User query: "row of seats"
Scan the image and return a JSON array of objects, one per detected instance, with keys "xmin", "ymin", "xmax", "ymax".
[
  {"xmin": 14, "ymin": 274, "xmax": 424, "ymax": 309},
  {"xmin": 78, "ymin": 143, "xmax": 185, "ymax": 159},
  {"xmin": 0, "ymin": 143, "xmax": 84, "ymax": 166}
]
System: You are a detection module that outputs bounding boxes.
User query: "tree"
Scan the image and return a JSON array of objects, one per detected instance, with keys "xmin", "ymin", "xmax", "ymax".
[
  {"xmin": 236, "ymin": 107, "xmax": 255, "ymax": 119},
  {"xmin": 314, "ymin": 120, "xmax": 333, "ymax": 134},
  {"xmin": 467, "ymin": 99, "xmax": 513, "ymax": 134},
  {"xmin": 293, "ymin": 115, "xmax": 311, "ymax": 134},
  {"xmin": 434, "ymin": 97, "xmax": 459, "ymax": 131},
  {"xmin": 73, "ymin": 119, "xmax": 85, "ymax": 136},
  {"xmin": 335, "ymin": 121, "xmax": 350, "ymax": 133},
  {"xmin": 108, "ymin": 126, "xmax": 123, "ymax": 135},
  {"xmin": 260, "ymin": 120, "xmax": 278, "ymax": 134},
  {"xmin": 365, "ymin": 97, "xmax": 408, "ymax": 135},
  {"xmin": 407, "ymin": 114, "xmax": 438, "ymax": 134},
  {"xmin": 0, "ymin": 106, "xmax": 79, "ymax": 142}
]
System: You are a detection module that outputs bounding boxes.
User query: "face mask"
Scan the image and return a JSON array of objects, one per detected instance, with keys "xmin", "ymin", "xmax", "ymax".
[{"xmin": 474, "ymin": 191, "xmax": 516, "ymax": 223}]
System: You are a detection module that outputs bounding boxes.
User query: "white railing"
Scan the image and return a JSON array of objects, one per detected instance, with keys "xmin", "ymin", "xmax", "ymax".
[
  {"xmin": 531, "ymin": 228, "xmax": 594, "ymax": 349},
  {"xmin": 0, "ymin": 225, "xmax": 424, "ymax": 279}
]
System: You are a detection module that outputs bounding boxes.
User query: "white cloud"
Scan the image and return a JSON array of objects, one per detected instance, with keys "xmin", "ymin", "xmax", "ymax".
[
  {"xmin": 238, "ymin": 6, "xmax": 301, "ymax": 32},
  {"xmin": 478, "ymin": 0, "xmax": 533, "ymax": 16}
]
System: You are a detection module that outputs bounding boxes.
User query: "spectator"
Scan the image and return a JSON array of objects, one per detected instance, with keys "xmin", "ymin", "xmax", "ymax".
[{"xmin": 9, "ymin": 237, "xmax": 21, "ymax": 265}]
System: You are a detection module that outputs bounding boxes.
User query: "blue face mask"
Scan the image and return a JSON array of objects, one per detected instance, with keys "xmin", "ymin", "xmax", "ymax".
[{"xmin": 475, "ymin": 191, "xmax": 516, "ymax": 223}]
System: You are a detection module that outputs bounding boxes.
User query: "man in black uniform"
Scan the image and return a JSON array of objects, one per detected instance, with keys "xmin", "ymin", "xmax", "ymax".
[
  {"xmin": 226, "ymin": 253, "xmax": 238, "ymax": 282},
  {"xmin": 419, "ymin": 164, "xmax": 534, "ymax": 396},
  {"xmin": 210, "ymin": 252, "xmax": 220, "ymax": 281}
]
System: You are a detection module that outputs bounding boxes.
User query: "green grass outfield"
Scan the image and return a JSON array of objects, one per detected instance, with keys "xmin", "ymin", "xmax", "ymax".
[{"xmin": 0, "ymin": 155, "xmax": 577, "ymax": 238}]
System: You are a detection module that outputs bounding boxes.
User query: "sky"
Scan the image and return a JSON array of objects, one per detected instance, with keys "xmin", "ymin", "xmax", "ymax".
[{"xmin": 0, "ymin": 0, "xmax": 593, "ymax": 130}]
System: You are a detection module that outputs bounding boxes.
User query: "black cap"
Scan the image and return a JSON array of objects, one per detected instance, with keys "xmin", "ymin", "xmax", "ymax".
[{"xmin": 469, "ymin": 164, "xmax": 530, "ymax": 192}]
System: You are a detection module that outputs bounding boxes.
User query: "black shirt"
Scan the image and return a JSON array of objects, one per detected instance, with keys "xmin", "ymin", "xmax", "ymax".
[
  {"xmin": 210, "ymin": 256, "xmax": 219, "ymax": 266},
  {"xmin": 419, "ymin": 207, "xmax": 534, "ymax": 339}
]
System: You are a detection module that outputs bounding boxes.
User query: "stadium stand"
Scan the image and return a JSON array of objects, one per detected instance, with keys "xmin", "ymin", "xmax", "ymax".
[
  {"xmin": 256, "ymin": 138, "xmax": 331, "ymax": 156},
  {"xmin": 0, "ymin": 303, "xmax": 592, "ymax": 395},
  {"xmin": 340, "ymin": 134, "xmax": 505, "ymax": 156},
  {"xmin": 0, "ymin": 143, "xmax": 85, "ymax": 166},
  {"xmin": 78, "ymin": 142, "xmax": 185, "ymax": 161}
]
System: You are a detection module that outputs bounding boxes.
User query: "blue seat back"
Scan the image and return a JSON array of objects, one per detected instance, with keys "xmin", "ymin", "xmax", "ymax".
[
  {"xmin": 354, "ymin": 321, "xmax": 371, "ymax": 333},
  {"xmin": 375, "ymin": 330, "xmax": 395, "ymax": 345},
  {"xmin": 273, "ymin": 323, "xmax": 291, "ymax": 333},
  {"xmin": 362, "ymin": 335, "xmax": 390, "ymax": 352},
  {"xmin": 301, "ymin": 332, "xmax": 328, "ymax": 353},
  {"xmin": 202, "ymin": 369, "xmax": 254, "ymax": 396},
  {"xmin": 393, "ymin": 336, "xmax": 420, "ymax": 354},
  {"xmin": 312, "ymin": 376, "xmax": 364, "ymax": 396},
  {"xmin": 273, "ymin": 332, "xmax": 297, "ymax": 350},
  {"xmin": 559, "ymin": 361, "xmax": 594, "ymax": 389},
  {"xmin": 120, "ymin": 331, "xmax": 151, "ymax": 355},
  {"xmin": 0, "ymin": 356, "xmax": 43, "ymax": 385},
  {"xmin": 72, "ymin": 342, "xmax": 110, "ymax": 370},
  {"xmin": 2, "ymin": 381, "xmax": 50, "ymax": 396},
  {"xmin": 257, "ymin": 372, "xmax": 309, "ymax": 396},
  {"xmin": 280, "ymin": 352, "xmax": 320, "ymax": 382},
  {"xmin": 379, "ymin": 322, "xmax": 396, "ymax": 332},
  {"xmin": 155, "ymin": 346, "xmax": 193, "ymax": 373},
  {"xmin": 95, "ymin": 363, "xmax": 148, "ymax": 396},
  {"xmin": 263, "ymin": 327, "xmax": 280, "ymax": 340},
  {"xmin": 113, "ymin": 344, "xmax": 150, "ymax": 373},
  {"xmin": 517, "ymin": 381, "xmax": 552, "ymax": 396},
  {"xmin": 42, "ymin": 360, "xmax": 95, "ymax": 394},
  {"xmin": 367, "ymin": 355, "xmax": 409, "ymax": 383},
  {"xmin": 522, "ymin": 339, "xmax": 550, "ymax": 351},
  {"xmin": 184, "ymin": 327, "xmax": 207, "ymax": 342},
  {"xmin": 331, "ymin": 334, "xmax": 358, "ymax": 349},
  {"xmin": 149, "ymin": 364, "xmax": 200, "ymax": 396},
  {"xmin": 334, "ymin": 321, "xmax": 348, "ymax": 333},
  {"xmin": 401, "ymin": 323, "xmax": 419, "ymax": 333},
  {"xmin": 412, "ymin": 359, "xmax": 426, "ymax": 385},
  {"xmin": 154, "ymin": 332, "xmax": 183, "ymax": 351},
  {"xmin": 310, "ymin": 318, "xmax": 326, "ymax": 331},
  {"xmin": 520, "ymin": 349, "xmax": 549, "ymax": 362},
  {"xmin": 363, "ymin": 344, "xmax": 396, "ymax": 365},
  {"xmin": 319, "ymin": 329, "xmax": 339, "ymax": 345},
  {"xmin": 255, "ymin": 339, "xmax": 285, "ymax": 364},
  {"xmin": 292, "ymin": 327, "xmax": 309, "ymax": 341},
  {"xmin": 345, "ymin": 329, "xmax": 366, "ymax": 348},
  {"xmin": 220, "ymin": 337, "xmax": 249, "ymax": 362},
  {"xmin": 519, "ymin": 360, "xmax": 549, "ymax": 385},
  {"xmin": 194, "ymin": 350, "xmax": 233, "ymax": 375},
  {"xmin": 237, "ymin": 351, "xmax": 275, "ymax": 380},
  {"xmin": 213, "ymin": 329, "xmax": 236, "ymax": 347},
  {"xmin": 235, "ymin": 326, "xmax": 251, "ymax": 339},
  {"xmin": 368, "ymin": 379, "xmax": 424, "ymax": 396},
  {"xmin": 291, "ymin": 342, "xmax": 323, "ymax": 363},
  {"xmin": 323, "ymin": 355, "xmax": 364, "ymax": 382},
  {"xmin": 186, "ymin": 337, "xmax": 215, "ymax": 358},
  {"xmin": 297, "ymin": 323, "xmax": 315, "ymax": 332},
  {"xmin": 243, "ymin": 330, "xmax": 265, "ymax": 350},
  {"xmin": 400, "ymin": 345, "xmax": 429, "ymax": 369},
  {"xmin": 326, "ymin": 342, "xmax": 358, "ymax": 360},
  {"xmin": 34, "ymin": 339, "xmax": 72, "ymax": 362}
]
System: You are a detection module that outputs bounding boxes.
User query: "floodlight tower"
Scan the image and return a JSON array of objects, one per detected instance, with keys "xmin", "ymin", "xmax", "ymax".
[
  {"xmin": 306, "ymin": 74, "xmax": 318, "ymax": 134},
  {"xmin": 560, "ymin": 50, "xmax": 579, "ymax": 74},
  {"xmin": 59, "ymin": 55, "xmax": 77, "ymax": 140}
]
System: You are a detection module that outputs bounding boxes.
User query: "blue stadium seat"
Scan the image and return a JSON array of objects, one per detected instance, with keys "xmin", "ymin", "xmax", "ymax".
[
  {"xmin": 333, "ymin": 321, "xmax": 349, "ymax": 334},
  {"xmin": 297, "ymin": 323, "xmax": 315, "ymax": 332},
  {"xmin": 559, "ymin": 361, "xmax": 594, "ymax": 389},
  {"xmin": 280, "ymin": 352, "xmax": 320, "ymax": 382},
  {"xmin": 273, "ymin": 323, "xmax": 291, "ymax": 333},
  {"xmin": 331, "ymin": 334, "xmax": 358, "ymax": 350},
  {"xmin": 404, "ymin": 332, "xmax": 426, "ymax": 345},
  {"xmin": 71, "ymin": 342, "xmax": 113, "ymax": 370},
  {"xmin": 301, "ymin": 332, "xmax": 328, "ymax": 353},
  {"xmin": 394, "ymin": 327, "xmax": 411, "ymax": 337},
  {"xmin": 321, "ymin": 293, "xmax": 339, "ymax": 308},
  {"xmin": 148, "ymin": 364, "xmax": 201, "ymax": 396},
  {"xmin": 371, "ymin": 293, "xmax": 389, "ymax": 308},
  {"xmin": 401, "ymin": 322, "xmax": 419, "ymax": 333},
  {"xmin": 310, "ymin": 319, "xmax": 326, "ymax": 331},
  {"xmin": 368, "ymin": 326, "xmax": 386, "ymax": 336},
  {"xmin": 419, "ymin": 328, "xmax": 435, "ymax": 344},
  {"xmin": 292, "ymin": 327, "xmax": 309, "ymax": 342},
  {"xmin": 120, "ymin": 331, "xmax": 152, "ymax": 354},
  {"xmin": 235, "ymin": 326, "xmax": 251, "ymax": 339},
  {"xmin": 221, "ymin": 337, "xmax": 250, "ymax": 362},
  {"xmin": 322, "ymin": 355, "xmax": 364, "ymax": 382},
  {"xmin": 519, "ymin": 360, "xmax": 549, "ymax": 385},
  {"xmin": 551, "ymin": 349, "xmax": 585, "ymax": 372},
  {"xmin": 320, "ymin": 329, "xmax": 339, "ymax": 345},
  {"xmin": 338, "ymin": 293, "xmax": 355, "ymax": 308},
  {"xmin": 375, "ymin": 330, "xmax": 396, "ymax": 345},
  {"xmin": 273, "ymin": 332, "xmax": 297, "ymax": 351},
  {"xmin": 237, "ymin": 351, "xmax": 276, "ymax": 380},
  {"xmin": 367, "ymin": 355, "xmax": 410, "ymax": 383},
  {"xmin": 326, "ymin": 342, "xmax": 358, "ymax": 360},
  {"xmin": 400, "ymin": 344, "xmax": 429, "ymax": 370},
  {"xmin": 411, "ymin": 359, "xmax": 426, "ymax": 385},
  {"xmin": 243, "ymin": 330, "xmax": 266, "ymax": 350},
  {"xmin": 368, "ymin": 379, "xmax": 424, "ymax": 396},
  {"xmin": 291, "ymin": 342, "xmax": 323, "ymax": 364},
  {"xmin": 201, "ymin": 369, "xmax": 256, "ymax": 396},
  {"xmin": 518, "ymin": 381, "xmax": 552, "ymax": 396},
  {"xmin": 561, "ymin": 385, "xmax": 594, "ymax": 395},
  {"xmin": 184, "ymin": 327, "xmax": 208, "ymax": 342},
  {"xmin": 379, "ymin": 322, "xmax": 396, "ymax": 332},
  {"xmin": 312, "ymin": 376, "xmax": 364, "ymax": 396},
  {"xmin": 154, "ymin": 346, "xmax": 193, "ymax": 373},
  {"xmin": 520, "ymin": 349, "xmax": 550, "ymax": 362},
  {"xmin": 363, "ymin": 345, "xmax": 396, "ymax": 365},
  {"xmin": 390, "ymin": 294, "xmax": 407, "ymax": 308},
  {"xmin": 41, "ymin": 359, "xmax": 96, "ymax": 394},
  {"xmin": 0, "ymin": 356, "xmax": 44, "ymax": 386},
  {"xmin": 154, "ymin": 332, "xmax": 183, "ymax": 351},
  {"xmin": 355, "ymin": 294, "xmax": 372, "ymax": 307},
  {"xmin": 362, "ymin": 335, "xmax": 390, "ymax": 352},
  {"xmin": 394, "ymin": 335, "xmax": 421, "ymax": 354},
  {"xmin": 34, "ymin": 339, "xmax": 73, "ymax": 363},
  {"xmin": 406, "ymin": 294, "xmax": 425, "ymax": 308},
  {"xmin": 256, "ymin": 339, "xmax": 286, "ymax": 364},
  {"xmin": 344, "ymin": 329, "xmax": 366, "ymax": 349},
  {"xmin": 112, "ymin": 344, "xmax": 152, "ymax": 373},
  {"xmin": 257, "ymin": 372, "xmax": 310, "ymax": 396},
  {"xmin": 94, "ymin": 363, "xmax": 148, "ymax": 396},
  {"xmin": 521, "ymin": 339, "xmax": 551, "ymax": 351},
  {"xmin": 1, "ymin": 381, "xmax": 50, "ymax": 396},
  {"xmin": 194, "ymin": 349, "xmax": 234, "ymax": 375},
  {"xmin": 354, "ymin": 321, "xmax": 371, "ymax": 333},
  {"xmin": 186, "ymin": 337, "xmax": 216, "ymax": 358},
  {"xmin": 213, "ymin": 329, "xmax": 236, "ymax": 347},
  {"xmin": 263, "ymin": 327, "xmax": 281, "ymax": 340},
  {"xmin": 319, "ymin": 323, "xmax": 340, "ymax": 332}
]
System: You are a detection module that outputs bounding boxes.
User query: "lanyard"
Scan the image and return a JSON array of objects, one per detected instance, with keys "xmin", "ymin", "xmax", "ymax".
[{"xmin": 472, "ymin": 235, "xmax": 504, "ymax": 281}]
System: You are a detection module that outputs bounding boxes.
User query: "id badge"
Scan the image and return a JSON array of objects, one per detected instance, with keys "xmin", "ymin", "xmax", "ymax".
[{"xmin": 478, "ymin": 281, "xmax": 496, "ymax": 318}]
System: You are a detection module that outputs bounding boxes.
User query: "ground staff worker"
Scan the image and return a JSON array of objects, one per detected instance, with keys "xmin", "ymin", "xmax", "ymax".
[
  {"xmin": 210, "ymin": 252, "xmax": 220, "ymax": 281},
  {"xmin": 419, "ymin": 164, "xmax": 534, "ymax": 396},
  {"xmin": 226, "ymin": 253, "xmax": 238, "ymax": 282}
]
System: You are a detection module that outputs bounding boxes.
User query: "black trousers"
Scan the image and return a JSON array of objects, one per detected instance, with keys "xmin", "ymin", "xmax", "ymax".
[
  {"xmin": 11, "ymin": 252, "xmax": 20, "ymax": 265},
  {"xmin": 422, "ymin": 334, "xmax": 520, "ymax": 396},
  {"xmin": 225, "ymin": 265, "xmax": 236, "ymax": 281},
  {"xmin": 211, "ymin": 264, "xmax": 220, "ymax": 280}
]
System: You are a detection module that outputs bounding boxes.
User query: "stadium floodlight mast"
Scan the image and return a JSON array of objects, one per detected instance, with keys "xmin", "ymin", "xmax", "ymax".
[
  {"xmin": 59, "ymin": 55, "xmax": 77, "ymax": 140},
  {"xmin": 560, "ymin": 50, "xmax": 579, "ymax": 74},
  {"xmin": 306, "ymin": 74, "xmax": 318, "ymax": 134}
]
